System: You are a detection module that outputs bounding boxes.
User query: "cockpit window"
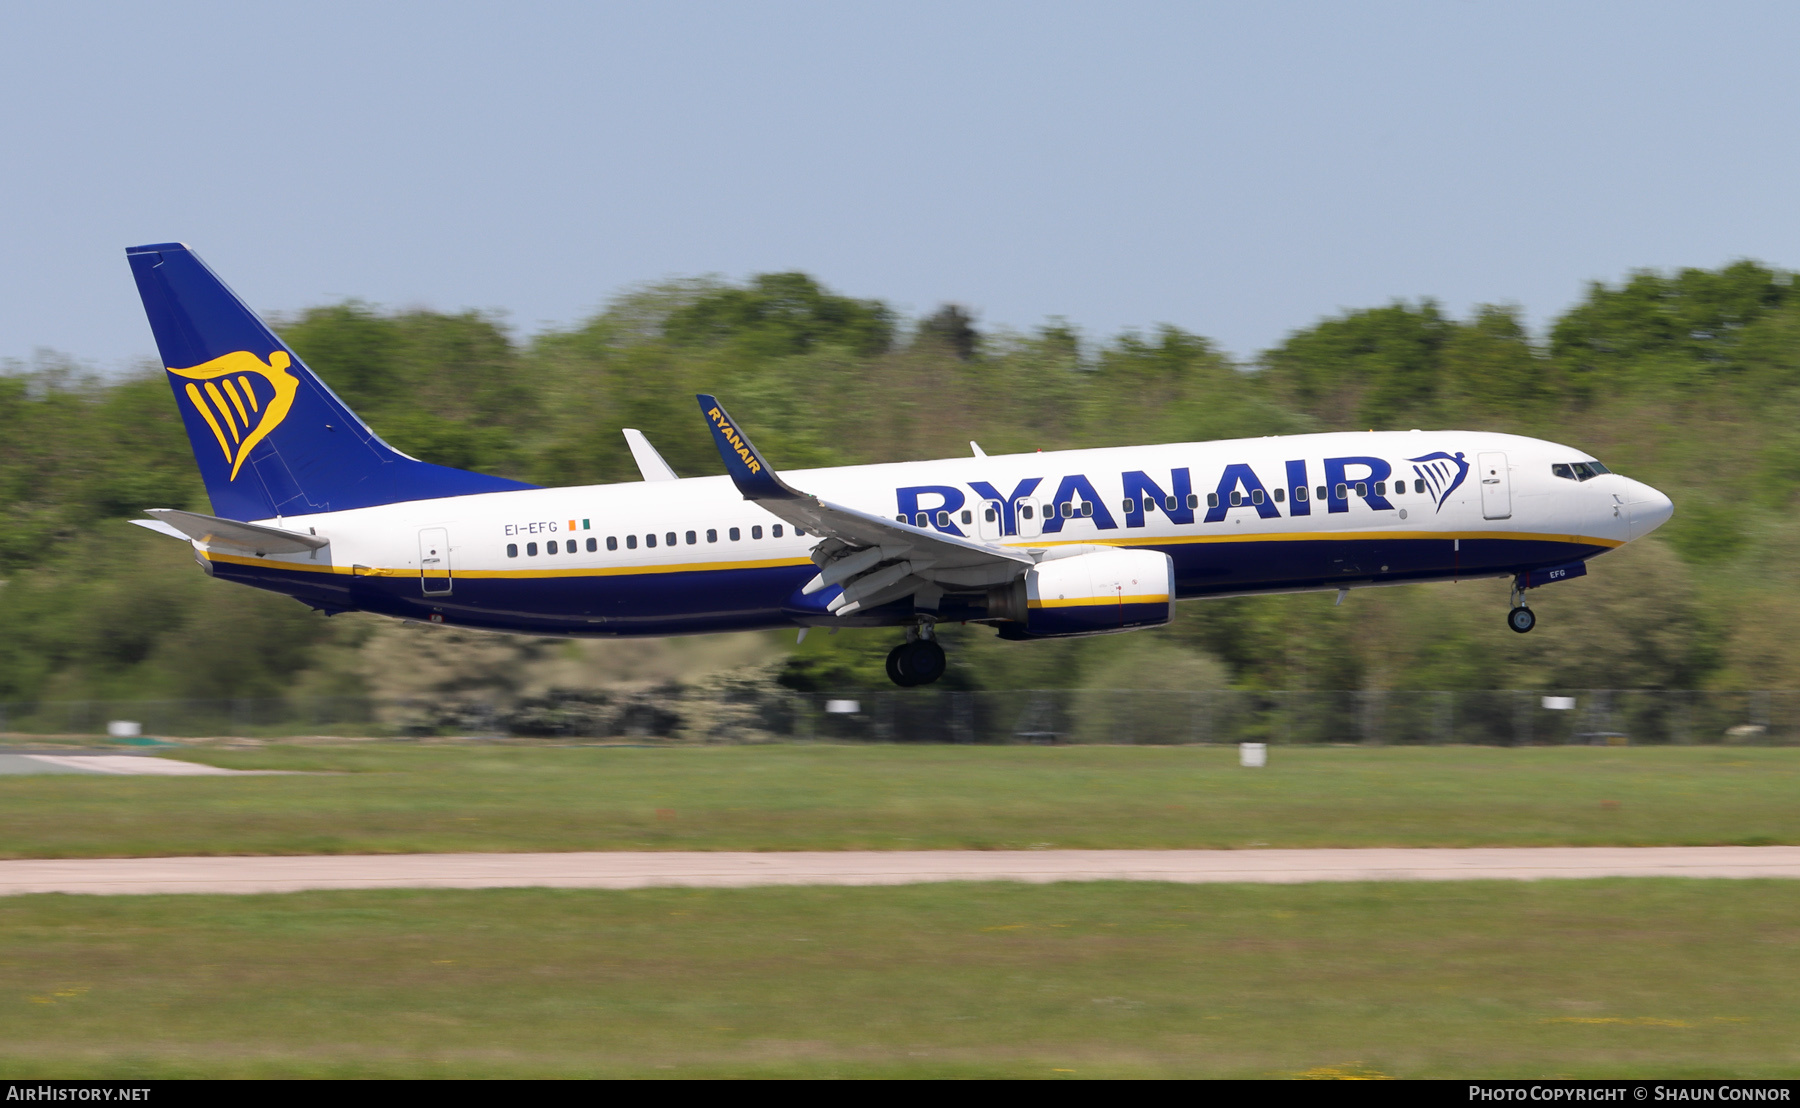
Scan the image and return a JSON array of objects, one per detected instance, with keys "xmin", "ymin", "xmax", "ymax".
[{"xmin": 1553, "ymin": 461, "xmax": 1612, "ymax": 481}]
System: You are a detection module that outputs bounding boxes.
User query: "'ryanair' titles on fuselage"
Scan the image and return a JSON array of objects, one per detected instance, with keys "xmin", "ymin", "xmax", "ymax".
[{"xmin": 898, "ymin": 451, "xmax": 1473, "ymax": 537}]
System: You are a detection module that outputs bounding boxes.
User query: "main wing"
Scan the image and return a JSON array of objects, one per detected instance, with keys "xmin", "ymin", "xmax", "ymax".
[{"xmin": 696, "ymin": 395, "xmax": 1032, "ymax": 616}]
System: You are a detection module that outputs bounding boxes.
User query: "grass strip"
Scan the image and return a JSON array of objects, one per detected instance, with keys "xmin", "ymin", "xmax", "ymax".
[
  {"xmin": 1, "ymin": 744, "xmax": 1795, "ymax": 859},
  {"xmin": 1, "ymin": 879, "xmax": 1796, "ymax": 1078}
]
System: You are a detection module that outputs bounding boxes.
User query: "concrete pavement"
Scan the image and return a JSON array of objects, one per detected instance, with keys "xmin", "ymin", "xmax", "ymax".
[{"xmin": 2, "ymin": 846, "xmax": 1797, "ymax": 896}]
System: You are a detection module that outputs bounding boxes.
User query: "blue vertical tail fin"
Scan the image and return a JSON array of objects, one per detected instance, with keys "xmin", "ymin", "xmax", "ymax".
[{"xmin": 126, "ymin": 242, "xmax": 536, "ymax": 521}]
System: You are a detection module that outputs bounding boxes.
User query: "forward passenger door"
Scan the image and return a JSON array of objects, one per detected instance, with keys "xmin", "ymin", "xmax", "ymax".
[{"xmin": 1478, "ymin": 452, "xmax": 1512, "ymax": 520}]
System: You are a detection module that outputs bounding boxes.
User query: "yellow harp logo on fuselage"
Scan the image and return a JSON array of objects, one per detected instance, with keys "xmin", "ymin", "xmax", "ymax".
[{"xmin": 166, "ymin": 351, "xmax": 300, "ymax": 481}]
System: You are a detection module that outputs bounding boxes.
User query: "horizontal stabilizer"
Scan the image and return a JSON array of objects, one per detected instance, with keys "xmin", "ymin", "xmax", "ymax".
[
  {"xmin": 142, "ymin": 508, "xmax": 328, "ymax": 555},
  {"xmin": 129, "ymin": 518, "xmax": 189, "ymax": 541}
]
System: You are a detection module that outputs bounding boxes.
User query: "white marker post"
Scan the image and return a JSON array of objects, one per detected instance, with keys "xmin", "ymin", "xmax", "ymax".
[{"xmin": 1239, "ymin": 742, "xmax": 1266, "ymax": 768}]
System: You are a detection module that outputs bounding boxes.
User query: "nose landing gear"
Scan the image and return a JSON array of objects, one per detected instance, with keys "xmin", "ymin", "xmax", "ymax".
[
  {"xmin": 1507, "ymin": 579, "xmax": 1536, "ymax": 634},
  {"xmin": 885, "ymin": 622, "xmax": 947, "ymax": 686}
]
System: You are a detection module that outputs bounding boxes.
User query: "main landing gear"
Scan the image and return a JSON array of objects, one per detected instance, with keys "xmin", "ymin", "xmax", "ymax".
[
  {"xmin": 886, "ymin": 622, "xmax": 947, "ymax": 687},
  {"xmin": 1507, "ymin": 578, "xmax": 1536, "ymax": 634}
]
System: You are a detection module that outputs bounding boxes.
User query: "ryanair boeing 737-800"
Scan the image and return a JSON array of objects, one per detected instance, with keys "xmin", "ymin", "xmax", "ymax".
[{"xmin": 125, "ymin": 243, "xmax": 1674, "ymax": 687}]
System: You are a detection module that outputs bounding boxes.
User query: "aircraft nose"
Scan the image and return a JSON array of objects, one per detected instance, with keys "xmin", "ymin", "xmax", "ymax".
[{"xmin": 1626, "ymin": 480, "xmax": 1674, "ymax": 540}]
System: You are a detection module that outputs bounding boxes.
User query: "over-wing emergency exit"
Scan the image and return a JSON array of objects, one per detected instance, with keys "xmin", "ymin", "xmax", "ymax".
[{"xmin": 124, "ymin": 243, "xmax": 1675, "ymax": 686}]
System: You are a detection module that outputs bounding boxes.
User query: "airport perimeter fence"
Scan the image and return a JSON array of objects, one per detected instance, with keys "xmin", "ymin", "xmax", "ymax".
[{"xmin": 0, "ymin": 689, "xmax": 1797, "ymax": 746}]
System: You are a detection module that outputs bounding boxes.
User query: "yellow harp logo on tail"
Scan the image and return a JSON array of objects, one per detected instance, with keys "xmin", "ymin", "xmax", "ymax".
[{"xmin": 166, "ymin": 351, "xmax": 301, "ymax": 481}]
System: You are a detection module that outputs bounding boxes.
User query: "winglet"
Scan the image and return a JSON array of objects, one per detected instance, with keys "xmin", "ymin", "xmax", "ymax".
[
  {"xmin": 622, "ymin": 428, "xmax": 679, "ymax": 481},
  {"xmin": 696, "ymin": 395, "xmax": 806, "ymax": 501}
]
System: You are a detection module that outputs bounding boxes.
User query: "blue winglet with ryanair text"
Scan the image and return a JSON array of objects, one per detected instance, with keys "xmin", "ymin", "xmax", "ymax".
[{"xmin": 697, "ymin": 395, "xmax": 806, "ymax": 501}]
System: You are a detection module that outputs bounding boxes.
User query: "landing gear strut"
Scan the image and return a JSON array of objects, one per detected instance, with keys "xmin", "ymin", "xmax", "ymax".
[
  {"xmin": 1507, "ymin": 579, "xmax": 1536, "ymax": 634},
  {"xmin": 886, "ymin": 622, "xmax": 947, "ymax": 687}
]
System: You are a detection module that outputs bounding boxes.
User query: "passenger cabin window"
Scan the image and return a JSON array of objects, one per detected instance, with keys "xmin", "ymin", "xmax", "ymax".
[
  {"xmin": 772, "ymin": 525, "xmax": 783, "ymax": 538},
  {"xmin": 933, "ymin": 513, "xmax": 947, "ymax": 528},
  {"xmin": 1317, "ymin": 486, "xmax": 1328, "ymax": 501},
  {"xmin": 914, "ymin": 513, "xmax": 928, "ymax": 526},
  {"xmin": 1186, "ymin": 493, "xmax": 1199, "ymax": 509},
  {"xmin": 686, "ymin": 530, "xmax": 697, "ymax": 545},
  {"xmin": 1375, "ymin": 481, "xmax": 1386, "ymax": 495},
  {"xmin": 729, "ymin": 527, "xmax": 741, "ymax": 541},
  {"xmin": 1355, "ymin": 482, "xmax": 1367, "ymax": 498},
  {"xmin": 707, "ymin": 529, "xmax": 718, "ymax": 542},
  {"xmin": 626, "ymin": 535, "xmax": 637, "ymax": 550},
  {"xmin": 646, "ymin": 534, "xmax": 657, "ymax": 548},
  {"xmin": 607, "ymin": 536, "xmax": 618, "ymax": 551},
  {"xmin": 1020, "ymin": 504, "xmax": 1035, "ymax": 519},
  {"xmin": 1273, "ymin": 488, "xmax": 1284, "ymax": 503},
  {"xmin": 1413, "ymin": 479, "xmax": 1425, "ymax": 493},
  {"xmin": 1081, "ymin": 502, "xmax": 1093, "ymax": 517},
  {"xmin": 527, "ymin": 542, "xmax": 539, "ymax": 556},
  {"xmin": 587, "ymin": 537, "xmax": 597, "ymax": 552},
  {"xmin": 666, "ymin": 532, "xmax": 676, "ymax": 547},
  {"xmin": 752, "ymin": 525, "xmax": 763, "ymax": 539},
  {"xmin": 1251, "ymin": 490, "xmax": 1265, "ymax": 505},
  {"xmin": 1060, "ymin": 502, "xmax": 1073, "ymax": 518},
  {"xmin": 1229, "ymin": 491, "xmax": 1242, "ymax": 506},
  {"xmin": 984, "ymin": 507, "xmax": 997, "ymax": 523},
  {"xmin": 507, "ymin": 543, "xmax": 518, "ymax": 558},
  {"xmin": 546, "ymin": 540, "xmax": 558, "ymax": 555},
  {"xmin": 1164, "ymin": 496, "xmax": 1177, "ymax": 511},
  {"xmin": 1295, "ymin": 486, "xmax": 1307, "ymax": 502},
  {"xmin": 1334, "ymin": 483, "xmax": 1347, "ymax": 499},
  {"xmin": 1207, "ymin": 493, "xmax": 1219, "ymax": 508},
  {"xmin": 960, "ymin": 510, "xmax": 973, "ymax": 525}
]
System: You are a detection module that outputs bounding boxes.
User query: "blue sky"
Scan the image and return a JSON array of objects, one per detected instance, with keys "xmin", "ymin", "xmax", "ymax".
[{"xmin": 3, "ymin": 1, "xmax": 1797, "ymax": 371}]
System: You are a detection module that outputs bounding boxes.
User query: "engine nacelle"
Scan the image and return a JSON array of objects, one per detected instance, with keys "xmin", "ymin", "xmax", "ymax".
[{"xmin": 990, "ymin": 548, "xmax": 1175, "ymax": 639}]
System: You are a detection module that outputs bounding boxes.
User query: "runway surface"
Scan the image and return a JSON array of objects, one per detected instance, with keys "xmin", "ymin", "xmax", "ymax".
[
  {"xmin": 0, "ymin": 754, "xmax": 281, "ymax": 776},
  {"xmin": 3, "ymin": 846, "xmax": 1798, "ymax": 896}
]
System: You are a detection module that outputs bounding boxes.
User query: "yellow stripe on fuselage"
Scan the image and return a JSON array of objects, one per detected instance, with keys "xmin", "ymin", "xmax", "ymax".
[
  {"xmin": 1030, "ymin": 594, "xmax": 1169, "ymax": 608},
  {"xmin": 201, "ymin": 529, "xmax": 1610, "ymax": 580},
  {"xmin": 203, "ymin": 551, "xmax": 816, "ymax": 577}
]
